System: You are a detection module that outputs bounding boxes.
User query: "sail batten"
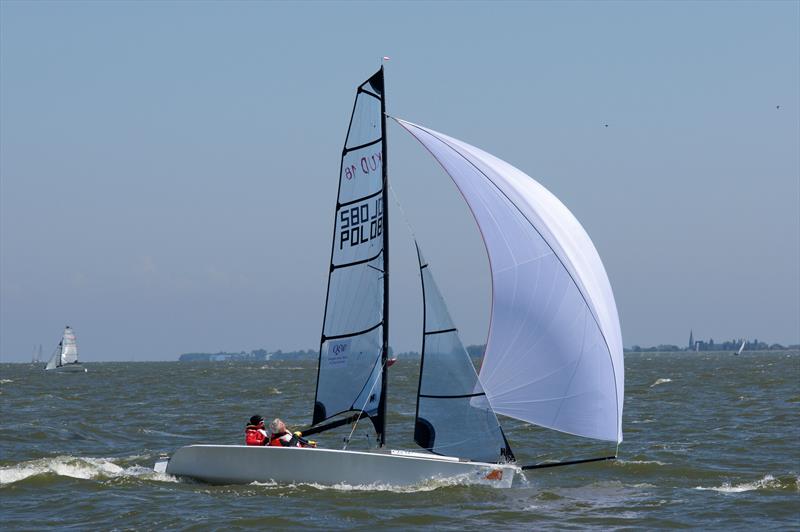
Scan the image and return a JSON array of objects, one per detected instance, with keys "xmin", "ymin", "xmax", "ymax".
[
  {"xmin": 395, "ymin": 118, "xmax": 624, "ymax": 444},
  {"xmin": 313, "ymin": 69, "xmax": 388, "ymax": 440}
]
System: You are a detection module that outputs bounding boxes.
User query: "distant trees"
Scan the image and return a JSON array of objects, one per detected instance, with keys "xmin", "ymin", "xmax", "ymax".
[{"xmin": 624, "ymin": 338, "xmax": 795, "ymax": 353}]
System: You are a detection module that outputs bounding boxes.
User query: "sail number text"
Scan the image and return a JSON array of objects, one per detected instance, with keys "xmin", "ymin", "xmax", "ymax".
[
  {"xmin": 339, "ymin": 198, "xmax": 383, "ymax": 250},
  {"xmin": 344, "ymin": 151, "xmax": 382, "ymax": 180}
]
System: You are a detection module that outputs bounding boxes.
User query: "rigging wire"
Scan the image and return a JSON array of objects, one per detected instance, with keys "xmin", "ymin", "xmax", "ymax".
[
  {"xmin": 388, "ymin": 184, "xmax": 419, "ymax": 243},
  {"xmin": 342, "ymin": 357, "xmax": 388, "ymax": 450}
]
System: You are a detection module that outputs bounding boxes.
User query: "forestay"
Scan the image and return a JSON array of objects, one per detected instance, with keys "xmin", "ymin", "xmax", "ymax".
[
  {"xmin": 395, "ymin": 119, "xmax": 624, "ymax": 444},
  {"xmin": 414, "ymin": 244, "xmax": 513, "ymax": 463},
  {"xmin": 313, "ymin": 69, "xmax": 388, "ymax": 437}
]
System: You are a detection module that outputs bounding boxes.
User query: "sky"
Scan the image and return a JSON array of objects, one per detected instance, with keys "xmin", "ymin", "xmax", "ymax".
[{"xmin": 1, "ymin": 1, "xmax": 798, "ymax": 362}]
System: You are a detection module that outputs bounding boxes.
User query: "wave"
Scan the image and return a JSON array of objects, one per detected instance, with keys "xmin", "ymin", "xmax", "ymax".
[
  {"xmin": 140, "ymin": 429, "xmax": 196, "ymax": 439},
  {"xmin": 0, "ymin": 455, "xmax": 178, "ymax": 486},
  {"xmin": 249, "ymin": 473, "xmax": 500, "ymax": 493},
  {"xmin": 615, "ymin": 459, "xmax": 668, "ymax": 466},
  {"xmin": 650, "ymin": 378, "xmax": 672, "ymax": 387},
  {"xmin": 693, "ymin": 474, "xmax": 794, "ymax": 493},
  {"xmin": 0, "ymin": 379, "xmax": 13, "ymax": 384}
]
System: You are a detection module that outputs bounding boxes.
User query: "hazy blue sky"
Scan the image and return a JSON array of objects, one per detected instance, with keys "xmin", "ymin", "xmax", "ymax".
[{"xmin": 1, "ymin": 1, "xmax": 798, "ymax": 362}]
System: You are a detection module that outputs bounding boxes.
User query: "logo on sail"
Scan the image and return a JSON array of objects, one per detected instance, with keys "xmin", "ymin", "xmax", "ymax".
[{"xmin": 325, "ymin": 340, "xmax": 350, "ymax": 368}]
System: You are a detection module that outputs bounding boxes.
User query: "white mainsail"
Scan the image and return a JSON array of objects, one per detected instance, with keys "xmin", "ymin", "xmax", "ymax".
[
  {"xmin": 313, "ymin": 69, "xmax": 388, "ymax": 439},
  {"xmin": 61, "ymin": 327, "xmax": 78, "ymax": 365},
  {"xmin": 395, "ymin": 119, "xmax": 624, "ymax": 444}
]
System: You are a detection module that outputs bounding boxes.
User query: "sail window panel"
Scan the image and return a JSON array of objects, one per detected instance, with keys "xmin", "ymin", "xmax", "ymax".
[
  {"xmin": 395, "ymin": 119, "xmax": 623, "ymax": 443},
  {"xmin": 331, "ymin": 192, "xmax": 384, "ymax": 268},
  {"xmin": 323, "ymin": 258, "xmax": 384, "ymax": 338},
  {"xmin": 317, "ymin": 329, "xmax": 383, "ymax": 420},
  {"xmin": 344, "ymin": 93, "xmax": 382, "ymax": 150},
  {"xmin": 416, "ymin": 397, "xmax": 507, "ymax": 463}
]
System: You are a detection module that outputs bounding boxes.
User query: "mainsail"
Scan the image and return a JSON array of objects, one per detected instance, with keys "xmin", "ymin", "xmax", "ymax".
[
  {"xmin": 395, "ymin": 119, "xmax": 624, "ymax": 444},
  {"xmin": 61, "ymin": 327, "xmax": 78, "ymax": 365},
  {"xmin": 414, "ymin": 244, "xmax": 513, "ymax": 463},
  {"xmin": 313, "ymin": 68, "xmax": 389, "ymax": 443}
]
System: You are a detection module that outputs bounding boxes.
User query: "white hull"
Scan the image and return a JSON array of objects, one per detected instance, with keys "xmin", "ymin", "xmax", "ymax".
[
  {"xmin": 46, "ymin": 363, "xmax": 87, "ymax": 373},
  {"xmin": 160, "ymin": 445, "xmax": 519, "ymax": 488}
]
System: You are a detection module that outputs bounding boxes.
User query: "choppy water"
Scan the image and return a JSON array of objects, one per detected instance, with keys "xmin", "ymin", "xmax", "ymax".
[{"xmin": 1, "ymin": 351, "xmax": 798, "ymax": 530}]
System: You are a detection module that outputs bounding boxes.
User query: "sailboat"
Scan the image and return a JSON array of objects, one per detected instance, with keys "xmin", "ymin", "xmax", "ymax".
[
  {"xmin": 158, "ymin": 68, "xmax": 624, "ymax": 487},
  {"xmin": 45, "ymin": 326, "xmax": 87, "ymax": 373},
  {"xmin": 31, "ymin": 344, "xmax": 43, "ymax": 364},
  {"xmin": 735, "ymin": 339, "xmax": 746, "ymax": 356}
]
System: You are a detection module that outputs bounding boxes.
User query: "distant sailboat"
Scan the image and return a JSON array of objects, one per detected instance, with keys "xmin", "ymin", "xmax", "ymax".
[
  {"xmin": 159, "ymin": 67, "xmax": 624, "ymax": 488},
  {"xmin": 31, "ymin": 344, "xmax": 43, "ymax": 364},
  {"xmin": 45, "ymin": 326, "xmax": 87, "ymax": 373},
  {"xmin": 735, "ymin": 339, "xmax": 746, "ymax": 356}
]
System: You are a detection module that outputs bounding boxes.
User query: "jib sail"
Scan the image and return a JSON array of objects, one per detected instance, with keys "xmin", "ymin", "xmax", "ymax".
[{"xmin": 414, "ymin": 244, "xmax": 513, "ymax": 463}]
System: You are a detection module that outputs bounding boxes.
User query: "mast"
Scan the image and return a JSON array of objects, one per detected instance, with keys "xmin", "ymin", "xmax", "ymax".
[{"xmin": 378, "ymin": 65, "xmax": 389, "ymax": 448}]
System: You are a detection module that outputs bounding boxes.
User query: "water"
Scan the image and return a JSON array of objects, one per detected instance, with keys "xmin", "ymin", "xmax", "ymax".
[{"xmin": 1, "ymin": 352, "xmax": 798, "ymax": 529}]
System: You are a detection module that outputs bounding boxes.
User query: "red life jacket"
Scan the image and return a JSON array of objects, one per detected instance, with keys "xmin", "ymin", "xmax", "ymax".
[
  {"xmin": 245, "ymin": 425, "xmax": 267, "ymax": 446},
  {"xmin": 268, "ymin": 431, "xmax": 294, "ymax": 447}
]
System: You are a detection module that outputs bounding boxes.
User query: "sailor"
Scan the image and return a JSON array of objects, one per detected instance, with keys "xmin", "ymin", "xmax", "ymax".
[
  {"xmin": 268, "ymin": 418, "xmax": 316, "ymax": 448},
  {"xmin": 245, "ymin": 415, "xmax": 268, "ymax": 446}
]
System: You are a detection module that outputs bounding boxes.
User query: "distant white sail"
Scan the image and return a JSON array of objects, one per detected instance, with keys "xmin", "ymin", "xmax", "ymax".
[
  {"xmin": 45, "ymin": 346, "xmax": 59, "ymax": 370},
  {"xmin": 61, "ymin": 327, "xmax": 78, "ymax": 365},
  {"xmin": 395, "ymin": 119, "xmax": 624, "ymax": 444},
  {"xmin": 737, "ymin": 340, "xmax": 746, "ymax": 355}
]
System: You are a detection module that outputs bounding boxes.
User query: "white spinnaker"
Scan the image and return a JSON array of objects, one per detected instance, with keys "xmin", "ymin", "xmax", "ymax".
[
  {"xmin": 395, "ymin": 118, "xmax": 624, "ymax": 443},
  {"xmin": 61, "ymin": 327, "xmax": 78, "ymax": 364}
]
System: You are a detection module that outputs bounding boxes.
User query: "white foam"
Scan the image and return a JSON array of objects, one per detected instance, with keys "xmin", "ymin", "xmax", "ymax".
[
  {"xmin": 694, "ymin": 474, "xmax": 781, "ymax": 493},
  {"xmin": 650, "ymin": 378, "xmax": 672, "ymax": 387},
  {"xmin": 249, "ymin": 473, "xmax": 488, "ymax": 493},
  {"xmin": 615, "ymin": 460, "xmax": 667, "ymax": 466},
  {"xmin": 0, "ymin": 455, "xmax": 178, "ymax": 485},
  {"xmin": 0, "ymin": 379, "xmax": 13, "ymax": 384}
]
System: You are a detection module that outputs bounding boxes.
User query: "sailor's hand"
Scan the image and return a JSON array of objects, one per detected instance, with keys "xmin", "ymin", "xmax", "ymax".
[{"xmin": 293, "ymin": 431, "xmax": 303, "ymax": 438}]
